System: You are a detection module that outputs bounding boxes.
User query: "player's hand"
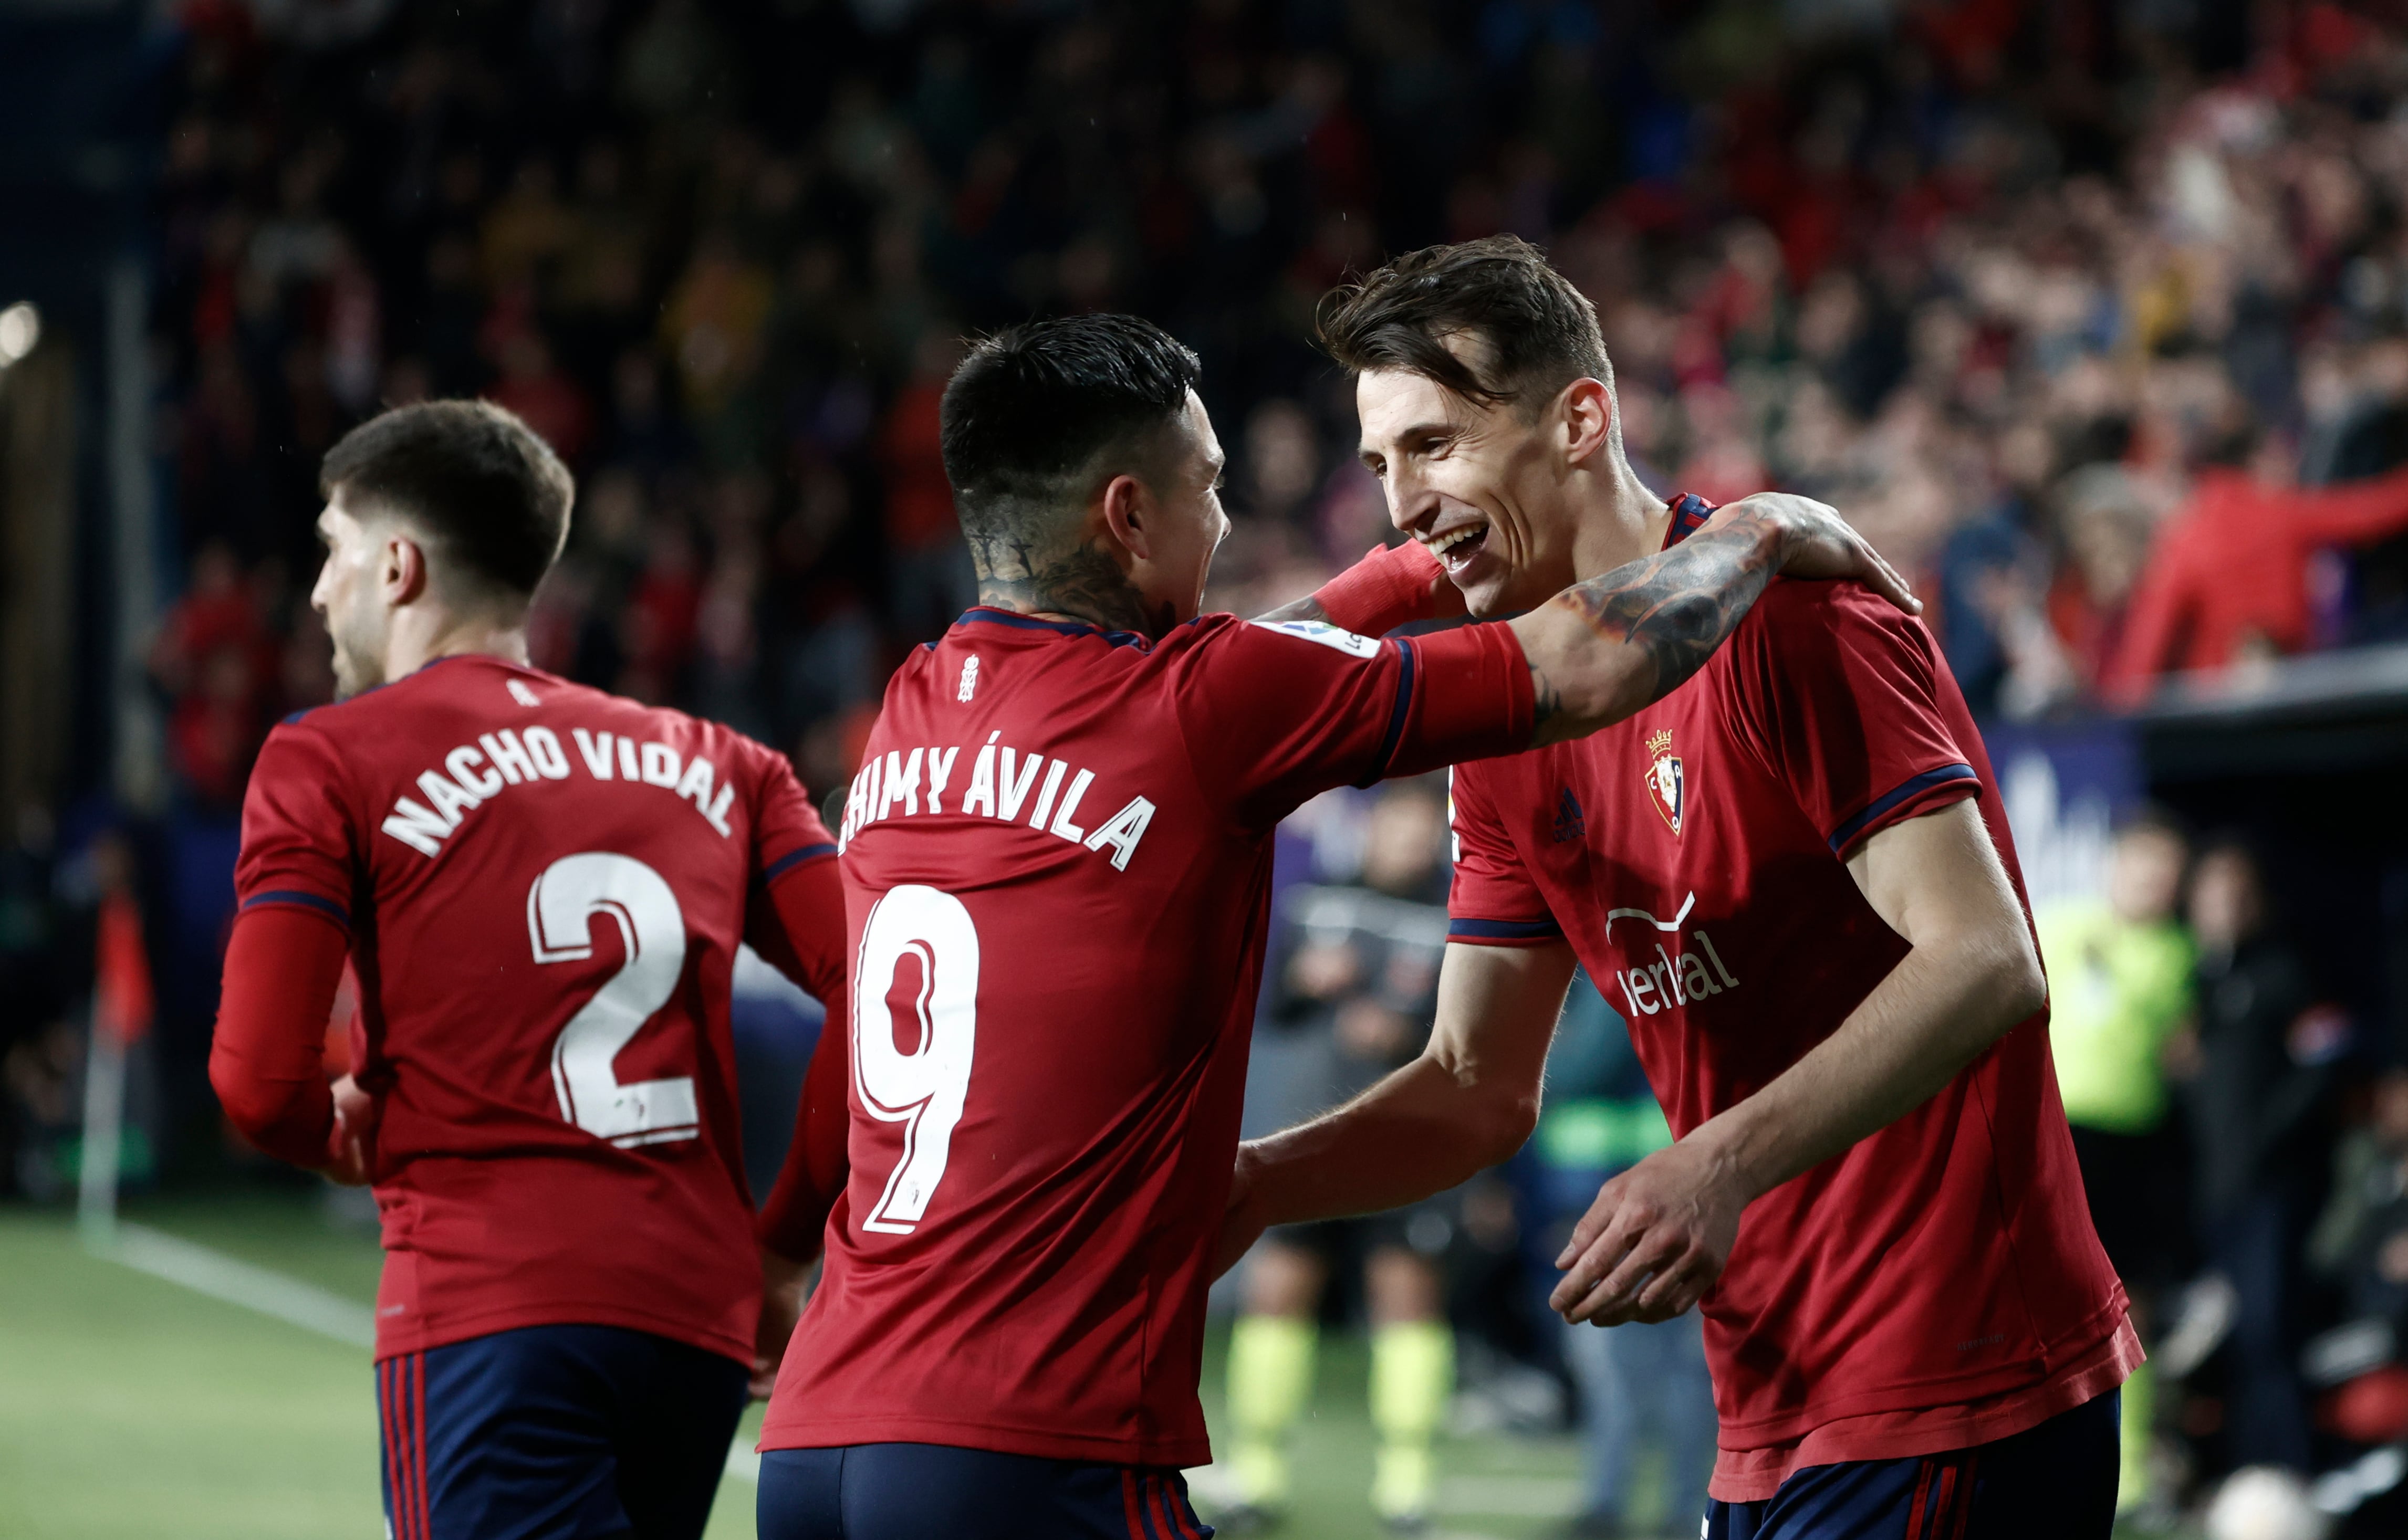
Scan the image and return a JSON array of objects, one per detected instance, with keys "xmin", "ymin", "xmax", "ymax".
[
  {"xmin": 1211, "ymin": 1145, "xmax": 1271, "ymax": 1282},
  {"xmin": 322, "ymin": 1073, "xmax": 380, "ymax": 1186},
  {"xmin": 1548, "ymin": 1136, "xmax": 1747, "ymax": 1327},
  {"xmin": 752, "ymin": 1249, "xmax": 812, "ymax": 1400},
  {"xmin": 1719, "ymin": 492, "xmax": 1921, "ymax": 616}
]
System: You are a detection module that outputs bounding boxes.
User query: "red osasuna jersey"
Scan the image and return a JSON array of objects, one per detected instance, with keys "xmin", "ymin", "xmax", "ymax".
[
  {"xmin": 233, "ymin": 654, "xmax": 837, "ymax": 1365},
  {"xmin": 1448, "ymin": 550, "xmax": 2131, "ymax": 1500},
  {"xmin": 760, "ymin": 607, "xmax": 1534, "ymax": 1467}
]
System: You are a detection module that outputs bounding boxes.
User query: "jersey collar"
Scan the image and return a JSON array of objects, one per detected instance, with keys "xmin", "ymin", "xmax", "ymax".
[
  {"xmin": 953, "ymin": 606, "xmax": 1152, "ymax": 648},
  {"xmin": 1662, "ymin": 492, "xmax": 1716, "ymax": 551}
]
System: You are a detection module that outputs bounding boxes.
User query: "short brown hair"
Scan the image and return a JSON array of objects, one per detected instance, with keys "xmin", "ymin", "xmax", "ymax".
[
  {"xmin": 1316, "ymin": 234, "xmax": 1611, "ymax": 412},
  {"xmin": 319, "ymin": 400, "xmax": 573, "ymax": 601}
]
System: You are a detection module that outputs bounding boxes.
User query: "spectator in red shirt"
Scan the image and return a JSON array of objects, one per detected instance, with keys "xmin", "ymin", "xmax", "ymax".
[{"xmin": 2104, "ymin": 426, "xmax": 2408, "ymax": 705}]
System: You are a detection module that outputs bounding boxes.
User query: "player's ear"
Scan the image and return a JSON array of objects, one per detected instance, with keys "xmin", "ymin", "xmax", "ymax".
[
  {"xmin": 1098, "ymin": 472, "xmax": 1155, "ymax": 563},
  {"xmin": 384, "ymin": 532, "xmax": 431, "ymax": 607},
  {"xmin": 1560, "ymin": 377, "xmax": 1614, "ymax": 465}
]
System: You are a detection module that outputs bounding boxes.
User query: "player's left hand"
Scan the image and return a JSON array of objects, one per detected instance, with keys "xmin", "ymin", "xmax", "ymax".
[
  {"xmin": 1548, "ymin": 1135, "xmax": 1747, "ymax": 1327},
  {"xmin": 752, "ymin": 1249, "xmax": 813, "ymax": 1400},
  {"xmin": 322, "ymin": 1073, "xmax": 380, "ymax": 1186}
]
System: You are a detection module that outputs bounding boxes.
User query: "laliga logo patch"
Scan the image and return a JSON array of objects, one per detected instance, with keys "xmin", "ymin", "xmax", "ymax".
[{"xmin": 1644, "ymin": 728, "xmax": 1684, "ymax": 836}]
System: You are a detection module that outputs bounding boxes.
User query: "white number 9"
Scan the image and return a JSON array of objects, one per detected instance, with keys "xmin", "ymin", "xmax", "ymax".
[{"xmin": 852, "ymin": 884, "xmax": 980, "ymax": 1234}]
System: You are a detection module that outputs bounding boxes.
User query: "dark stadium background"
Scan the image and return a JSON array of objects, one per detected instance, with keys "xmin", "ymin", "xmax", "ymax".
[{"xmin": 4, "ymin": 1, "xmax": 2408, "ymax": 1536}]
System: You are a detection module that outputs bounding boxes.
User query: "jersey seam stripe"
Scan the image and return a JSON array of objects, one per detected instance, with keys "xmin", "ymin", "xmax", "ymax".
[
  {"xmin": 377, "ymin": 1360, "xmax": 399, "ymax": 1540},
  {"xmin": 762, "ymin": 843, "xmax": 837, "ymax": 884},
  {"xmin": 1823, "ymin": 763, "xmax": 1977, "ymax": 855},
  {"xmin": 1356, "ymin": 636, "xmax": 1419, "ymax": 788},
  {"xmin": 1166, "ymin": 1475, "xmax": 1202, "ymax": 1539},
  {"xmin": 1448, "ymin": 916, "xmax": 1562, "ymax": 939},
  {"xmin": 240, "ymin": 889, "xmax": 351, "ymax": 928}
]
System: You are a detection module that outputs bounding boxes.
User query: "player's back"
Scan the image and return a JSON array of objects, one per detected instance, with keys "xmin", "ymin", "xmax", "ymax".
[
  {"xmin": 237, "ymin": 653, "xmax": 835, "ymax": 1363},
  {"xmin": 763, "ymin": 606, "xmax": 1531, "ymax": 1466}
]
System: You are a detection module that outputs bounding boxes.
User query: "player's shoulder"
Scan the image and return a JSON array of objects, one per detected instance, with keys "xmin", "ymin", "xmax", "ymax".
[{"xmin": 1740, "ymin": 578, "xmax": 1937, "ymax": 659}]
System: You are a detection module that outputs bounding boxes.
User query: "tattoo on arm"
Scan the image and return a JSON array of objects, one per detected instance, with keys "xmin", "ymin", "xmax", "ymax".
[{"xmin": 1530, "ymin": 520, "xmax": 1778, "ymax": 730}]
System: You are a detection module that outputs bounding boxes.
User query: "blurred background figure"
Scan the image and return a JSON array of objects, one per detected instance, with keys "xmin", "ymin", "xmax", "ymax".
[
  {"xmin": 1530, "ymin": 971, "xmax": 1714, "ymax": 1540},
  {"xmin": 2039, "ymin": 811, "xmax": 2197, "ymax": 1518},
  {"xmin": 1227, "ymin": 782, "xmax": 1456, "ymax": 1533},
  {"xmin": 2178, "ymin": 841, "xmax": 2343, "ymax": 1476}
]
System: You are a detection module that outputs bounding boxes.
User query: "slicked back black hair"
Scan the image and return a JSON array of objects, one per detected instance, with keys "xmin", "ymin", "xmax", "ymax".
[
  {"xmin": 1318, "ymin": 234, "xmax": 1612, "ymax": 415},
  {"xmin": 940, "ymin": 314, "xmax": 1202, "ymax": 563},
  {"xmin": 319, "ymin": 400, "xmax": 573, "ymax": 601}
]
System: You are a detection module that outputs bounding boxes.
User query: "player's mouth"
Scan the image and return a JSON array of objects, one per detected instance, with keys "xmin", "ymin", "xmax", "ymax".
[{"xmin": 1423, "ymin": 520, "xmax": 1490, "ymax": 577}]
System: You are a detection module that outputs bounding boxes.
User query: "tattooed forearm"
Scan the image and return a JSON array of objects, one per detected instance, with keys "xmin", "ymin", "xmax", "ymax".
[
  {"xmin": 1520, "ymin": 514, "xmax": 1782, "ymax": 739},
  {"xmin": 975, "ymin": 536, "xmax": 1172, "ymax": 637},
  {"xmin": 1557, "ymin": 520, "xmax": 1777, "ymax": 699}
]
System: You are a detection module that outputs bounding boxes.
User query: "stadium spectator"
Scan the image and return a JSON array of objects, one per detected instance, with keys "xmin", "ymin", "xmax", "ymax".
[
  {"xmin": 2178, "ymin": 839, "xmax": 2344, "ymax": 1472},
  {"xmin": 2037, "ymin": 811, "xmax": 2197, "ymax": 1516}
]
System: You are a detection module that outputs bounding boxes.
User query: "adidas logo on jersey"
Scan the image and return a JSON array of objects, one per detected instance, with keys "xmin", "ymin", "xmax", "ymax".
[{"xmin": 1552, "ymin": 788, "xmax": 1585, "ymax": 843}]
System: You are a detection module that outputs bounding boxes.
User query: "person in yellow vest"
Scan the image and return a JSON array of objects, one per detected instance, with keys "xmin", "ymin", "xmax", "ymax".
[{"xmin": 2036, "ymin": 811, "xmax": 2196, "ymax": 1519}]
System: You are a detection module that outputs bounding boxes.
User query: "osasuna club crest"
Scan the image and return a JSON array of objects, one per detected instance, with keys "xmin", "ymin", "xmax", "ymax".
[{"xmin": 1644, "ymin": 728, "xmax": 1684, "ymax": 836}]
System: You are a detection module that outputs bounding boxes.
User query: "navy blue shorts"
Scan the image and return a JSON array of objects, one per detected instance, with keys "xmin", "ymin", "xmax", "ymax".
[
  {"xmin": 757, "ymin": 1443, "xmax": 1214, "ymax": 1540},
  {"xmin": 378, "ymin": 1323, "xmax": 748, "ymax": 1540},
  {"xmin": 1705, "ymin": 1390, "xmax": 2119, "ymax": 1540}
]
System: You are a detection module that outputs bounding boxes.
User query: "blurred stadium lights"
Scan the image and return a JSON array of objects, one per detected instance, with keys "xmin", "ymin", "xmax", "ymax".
[{"xmin": 0, "ymin": 301, "xmax": 38, "ymax": 366}]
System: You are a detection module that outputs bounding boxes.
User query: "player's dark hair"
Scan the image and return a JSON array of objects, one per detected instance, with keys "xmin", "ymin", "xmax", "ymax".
[
  {"xmin": 318, "ymin": 400, "xmax": 574, "ymax": 603},
  {"xmin": 1318, "ymin": 234, "xmax": 1612, "ymax": 416},
  {"xmin": 940, "ymin": 314, "xmax": 1202, "ymax": 564}
]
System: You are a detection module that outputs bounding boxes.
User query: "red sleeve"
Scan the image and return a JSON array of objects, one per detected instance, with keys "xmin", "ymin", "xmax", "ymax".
[
  {"xmin": 751, "ymin": 857, "xmax": 851, "ymax": 1262},
  {"xmin": 209, "ymin": 905, "xmax": 349, "ymax": 1168},
  {"xmin": 1175, "ymin": 617, "xmax": 1534, "ymax": 830},
  {"xmin": 742, "ymin": 743, "xmax": 850, "ymax": 1259},
  {"xmin": 2282, "ymin": 464, "xmax": 2408, "ymax": 544},
  {"xmin": 1725, "ymin": 585, "xmax": 1980, "ymax": 857},
  {"xmin": 232, "ymin": 719, "xmax": 357, "ymax": 930},
  {"xmin": 1444, "ymin": 762, "xmax": 1560, "ymax": 947},
  {"xmin": 1307, "ymin": 539, "xmax": 1460, "ymax": 636}
]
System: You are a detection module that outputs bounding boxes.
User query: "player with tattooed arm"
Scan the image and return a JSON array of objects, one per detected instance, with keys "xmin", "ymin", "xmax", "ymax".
[
  {"xmin": 1220, "ymin": 237, "xmax": 2133, "ymax": 1540},
  {"xmin": 208, "ymin": 402, "xmax": 852, "ymax": 1540},
  {"xmin": 752, "ymin": 313, "xmax": 1914, "ymax": 1540}
]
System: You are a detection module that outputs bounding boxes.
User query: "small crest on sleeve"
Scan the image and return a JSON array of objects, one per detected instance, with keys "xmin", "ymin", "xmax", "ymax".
[
  {"xmin": 957, "ymin": 654, "xmax": 981, "ymax": 702},
  {"xmin": 1643, "ymin": 728, "xmax": 1684, "ymax": 836},
  {"xmin": 1254, "ymin": 619, "xmax": 1381, "ymax": 658},
  {"xmin": 507, "ymin": 678, "xmax": 541, "ymax": 707}
]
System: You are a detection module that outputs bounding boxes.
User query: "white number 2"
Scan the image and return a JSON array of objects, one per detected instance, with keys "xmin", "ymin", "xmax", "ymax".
[
  {"xmin": 852, "ymin": 884, "xmax": 979, "ymax": 1234},
  {"xmin": 527, "ymin": 853, "xmax": 699, "ymax": 1148}
]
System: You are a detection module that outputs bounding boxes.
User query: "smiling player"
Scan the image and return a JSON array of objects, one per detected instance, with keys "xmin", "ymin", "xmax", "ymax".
[
  {"xmin": 209, "ymin": 401, "xmax": 853, "ymax": 1540},
  {"xmin": 1221, "ymin": 238, "xmax": 2134, "ymax": 1540},
  {"xmin": 751, "ymin": 313, "xmax": 1914, "ymax": 1540}
]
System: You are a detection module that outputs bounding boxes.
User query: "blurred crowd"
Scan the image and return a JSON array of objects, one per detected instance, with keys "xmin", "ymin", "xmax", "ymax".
[{"xmin": 143, "ymin": 0, "xmax": 2408, "ymax": 818}]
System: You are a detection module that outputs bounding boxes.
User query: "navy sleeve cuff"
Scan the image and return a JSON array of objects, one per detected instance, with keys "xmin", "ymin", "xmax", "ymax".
[
  {"xmin": 238, "ymin": 889, "xmax": 350, "ymax": 930},
  {"xmin": 1447, "ymin": 915, "xmax": 1565, "ymax": 945},
  {"xmin": 1826, "ymin": 763, "xmax": 1979, "ymax": 855},
  {"xmin": 763, "ymin": 843, "xmax": 838, "ymax": 884}
]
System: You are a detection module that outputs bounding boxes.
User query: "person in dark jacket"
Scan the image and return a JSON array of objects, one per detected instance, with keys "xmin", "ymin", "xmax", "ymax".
[{"xmin": 2178, "ymin": 838, "xmax": 2346, "ymax": 1470}]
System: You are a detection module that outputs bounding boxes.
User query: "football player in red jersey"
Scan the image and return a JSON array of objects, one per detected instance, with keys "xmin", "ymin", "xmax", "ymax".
[
  {"xmin": 752, "ymin": 313, "xmax": 1916, "ymax": 1540},
  {"xmin": 1220, "ymin": 237, "xmax": 2134, "ymax": 1538},
  {"xmin": 207, "ymin": 401, "xmax": 853, "ymax": 1540}
]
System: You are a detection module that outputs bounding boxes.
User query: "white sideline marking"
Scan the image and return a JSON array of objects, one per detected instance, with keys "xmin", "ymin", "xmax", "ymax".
[
  {"xmin": 109, "ymin": 1222, "xmax": 377, "ymax": 1348},
  {"xmin": 102, "ymin": 1223, "xmax": 763, "ymax": 1484}
]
